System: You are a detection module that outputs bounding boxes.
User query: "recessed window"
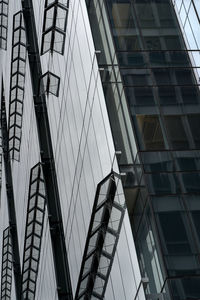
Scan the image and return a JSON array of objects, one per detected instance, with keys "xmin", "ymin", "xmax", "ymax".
[
  {"xmin": 164, "ymin": 115, "xmax": 189, "ymax": 149},
  {"xmin": 181, "ymin": 86, "xmax": 199, "ymax": 104},
  {"xmin": 158, "ymin": 86, "xmax": 177, "ymax": 105},
  {"xmin": 108, "ymin": 2, "xmax": 135, "ymax": 30},
  {"xmin": 175, "ymin": 69, "xmax": 195, "ymax": 85},
  {"xmin": 136, "ymin": 115, "xmax": 165, "ymax": 150}
]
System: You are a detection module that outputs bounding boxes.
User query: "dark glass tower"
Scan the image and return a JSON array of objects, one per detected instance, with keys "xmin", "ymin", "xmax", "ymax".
[{"xmin": 86, "ymin": 0, "xmax": 200, "ymax": 299}]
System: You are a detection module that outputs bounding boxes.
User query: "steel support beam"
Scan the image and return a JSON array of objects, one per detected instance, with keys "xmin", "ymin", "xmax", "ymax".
[
  {"xmin": 1, "ymin": 85, "xmax": 22, "ymax": 300},
  {"xmin": 21, "ymin": 1, "xmax": 73, "ymax": 299}
]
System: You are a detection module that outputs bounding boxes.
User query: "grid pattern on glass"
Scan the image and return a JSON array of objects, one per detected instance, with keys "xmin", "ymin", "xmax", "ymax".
[
  {"xmin": 0, "ymin": 0, "xmax": 8, "ymax": 50},
  {"xmin": 39, "ymin": 71, "xmax": 60, "ymax": 97},
  {"xmin": 87, "ymin": 0, "xmax": 200, "ymax": 298},
  {"xmin": 8, "ymin": 11, "xmax": 26, "ymax": 161},
  {"xmin": 0, "ymin": 227, "xmax": 12, "ymax": 300},
  {"xmin": 21, "ymin": 163, "xmax": 46, "ymax": 300},
  {"xmin": 173, "ymin": 0, "xmax": 200, "ymax": 77},
  {"xmin": 75, "ymin": 172, "xmax": 125, "ymax": 300},
  {"xmin": 41, "ymin": 0, "xmax": 69, "ymax": 55}
]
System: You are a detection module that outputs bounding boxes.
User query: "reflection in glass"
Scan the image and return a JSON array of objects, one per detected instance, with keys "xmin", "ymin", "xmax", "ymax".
[
  {"xmin": 136, "ymin": 115, "xmax": 165, "ymax": 150},
  {"xmin": 87, "ymin": 0, "xmax": 200, "ymax": 298},
  {"xmin": 164, "ymin": 116, "xmax": 189, "ymax": 150}
]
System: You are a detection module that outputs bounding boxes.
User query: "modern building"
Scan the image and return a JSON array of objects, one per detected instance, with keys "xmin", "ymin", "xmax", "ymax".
[{"xmin": 0, "ymin": 0, "xmax": 200, "ymax": 300}]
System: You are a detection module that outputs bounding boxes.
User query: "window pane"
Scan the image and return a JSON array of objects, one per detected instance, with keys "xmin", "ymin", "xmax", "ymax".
[
  {"xmin": 164, "ymin": 115, "xmax": 189, "ymax": 149},
  {"xmin": 188, "ymin": 114, "xmax": 200, "ymax": 148},
  {"xmin": 159, "ymin": 212, "xmax": 191, "ymax": 254},
  {"xmin": 158, "ymin": 87, "xmax": 177, "ymax": 105},
  {"xmin": 136, "ymin": 115, "xmax": 165, "ymax": 150},
  {"xmin": 108, "ymin": 2, "xmax": 135, "ymax": 30}
]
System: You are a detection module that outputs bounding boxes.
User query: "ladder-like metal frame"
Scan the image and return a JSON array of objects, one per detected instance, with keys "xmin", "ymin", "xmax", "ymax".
[
  {"xmin": 75, "ymin": 172, "xmax": 126, "ymax": 300},
  {"xmin": 0, "ymin": 227, "xmax": 12, "ymax": 300},
  {"xmin": 21, "ymin": 1, "xmax": 73, "ymax": 299},
  {"xmin": 21, "ymin": 163, "xmax": 46, "ymax": 300}
]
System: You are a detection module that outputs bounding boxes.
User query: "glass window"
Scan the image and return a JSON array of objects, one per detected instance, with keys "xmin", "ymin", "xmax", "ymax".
[
  {"xmin": 169, "ymin": 51, "xmax": 190, "ymax": 67},
  {"xmin": 184, "ymin": 195, "xmax": 200, "ymax": 246},
  {"xmin": 181, "ymin": 172, "xmax": 200, "ymax": 193},
  {"xmin": 154, "ymin": 69, "xmax": 171, "ymax": 85},
  {"xmin": 149, "ymin": 51, "xmax": 166, "ymax": 66},
  {"xmin": 135, "ymin": 2, "xmax": 156, "ymax": 28},
  {"xmin": 144, "ymin": 36, "xmax": 161, "ymax": 50},
  {"xmin": 130, "ymin": 190, "xmax": 146, "ymax": 236},
  {"xmin": 192, "ymin": 211, "xmax": 200, "ymax": 243},
  {"xmin": 164, "ymin": 115, "xmax": 189, "ymax": 149},
  {"xmin": 103, "ymin": 83, "xmax": 134, "ymax": 164},
  {"xmin": 134, "ymin": 87, "xmax": 154, "ymax": 104},
  {"xmin": 146, "ymin": 173, "xmax": 180, "ymax": 195},
  {"xmin": 169, "ymin": 277, "xmax": 200, "ymax": 300},
  {"xmin": 135, "ymin": 203, "xmax": 164, "ymax": 294},
  {"xmin": 188, "ymin": 114, "xmax": 200, "ymax": 148},
  {"xmin": 114, "ymin": 35, "xmax": 140, "ymax": 51},
  {"xmin": 175, "ymin": 151, "xmax": 200, "ymax": 171},
  {"xmin": 181, "ymin": 87, "xmax": 199, "ymax": 104},
  {"xmin": 157, "ymin": 2, "xmax": 175, "ymax": 28},
  {"xmin": 141, "ymin": 151, "xmax": 173, "ymax": 172},
  {"xmin": 107, "ymin": 1, "xmax": 135, "ymax": 30},
  {"xmin": 117, "ymin": 52, "xmax": 145, "ymax": 67},
  {"xmin": 159, "ymin": 212, "xmax": 191, "ymax": 254},
  {"xmin": 175, "ymin": 69, "xmax": 195, "ymax": 85},
  {"xmin": 122, "ymin": 69, "xmax": 150, "ymax": 86},
  {"xmin": 158, "ymin": 87, "xmax": 177, "ymax": 105},
  {"xmin": 165, "ymin": 36, "xmax": 182, "ymax": 50},
  {"xmin": 126, "ymin": 87, "xmax": 155, "ymax": 107},
  {"xmin": 136, "ymin": 115, "xmax": 165, "ymax": 150}
]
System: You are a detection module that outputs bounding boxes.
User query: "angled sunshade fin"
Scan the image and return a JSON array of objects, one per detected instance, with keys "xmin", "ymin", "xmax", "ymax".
[
  {"xmin": 75, "ymin": 171, "xmax": 126, "ymax": 300},
  {"xmin": 0, "ymin": 0, "xmax": 9, "ymax": 49},
  {"xmin": 8, "ymin": 11, "xmax": 27, "ymax": 161},
  {"xmin": 0, "ymin": 227, "xmax": 12, "ymax": 300},
  {"xmin": 21, "ymin": 163, "xmax": 46, "ymax": 300},
  {"xmin": 41, "ymin": 0, "xmax": 69, "ymax": 55}
]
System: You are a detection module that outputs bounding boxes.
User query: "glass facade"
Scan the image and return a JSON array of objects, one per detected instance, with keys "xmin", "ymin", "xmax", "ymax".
[
  {"xmin": 86, "ymin": 0, "xmax": 200, "ymax": 299},
  {"xmin": 0, "ymin": 0, "xmax": 200, "ymax": 300}
]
